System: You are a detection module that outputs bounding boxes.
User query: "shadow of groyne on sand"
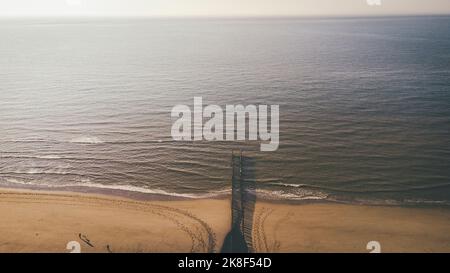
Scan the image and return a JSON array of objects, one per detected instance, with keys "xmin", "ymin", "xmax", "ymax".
[{"xmin": 221, "ymin": 151, "xmax": 256, "ymax": 253}]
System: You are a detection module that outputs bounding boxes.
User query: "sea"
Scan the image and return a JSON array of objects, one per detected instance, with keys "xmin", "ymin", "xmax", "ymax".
[{"xmin": 1, "ymin": 16, "xmax": 449, "ymax": 206}]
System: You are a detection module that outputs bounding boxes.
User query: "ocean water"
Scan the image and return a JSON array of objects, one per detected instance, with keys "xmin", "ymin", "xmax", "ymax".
[{"xmin": 1, "ymin": 16, "xmax": 449, "ymax": 205}]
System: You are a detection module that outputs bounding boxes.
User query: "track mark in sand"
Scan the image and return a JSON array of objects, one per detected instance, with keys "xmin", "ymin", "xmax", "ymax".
[
  {"xmin": 253, "ymin": 207, "xmax": 293, "ymax": 253},
  {"xmin": 253, "ymin": 207, "xmax": 273, "ymax": 253},
  {"xmin": 0, "ymin": 192, "xmax": 216, "ymax": 253},
  {"xmin": 141, "ymin": 203, "xmax": 216, "ymax": 253}
]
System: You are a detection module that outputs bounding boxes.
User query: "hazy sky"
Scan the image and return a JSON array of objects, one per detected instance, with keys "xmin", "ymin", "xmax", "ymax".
[{"xmin": 1, "ymin": 0, "xmax": 450, "ymax": 17}]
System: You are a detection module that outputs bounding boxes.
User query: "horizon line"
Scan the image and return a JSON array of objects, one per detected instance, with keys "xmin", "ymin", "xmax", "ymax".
[{"xmin": 1, "ymin": 13, "xmax": 450, "ymax": 20}]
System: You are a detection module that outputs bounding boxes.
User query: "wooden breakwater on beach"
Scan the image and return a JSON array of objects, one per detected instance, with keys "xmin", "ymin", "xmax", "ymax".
[{"xmin": 222, "ymin": 151, "xmax": 256, "ymax": 253}]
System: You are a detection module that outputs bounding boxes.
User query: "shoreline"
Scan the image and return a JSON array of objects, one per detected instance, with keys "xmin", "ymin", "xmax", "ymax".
[
  {"xmin": 1, "ymin": 183, "xmax": 449, "ymax": 209},
  {"xmin": 0, "ymin": 187, "xmax": 450, "ymax": 253}
]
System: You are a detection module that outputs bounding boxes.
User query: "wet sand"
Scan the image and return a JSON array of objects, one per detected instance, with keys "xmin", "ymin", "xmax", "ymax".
[{"xmin": 0, "ymin": 188, "xmax": 449, "ymax": 253}]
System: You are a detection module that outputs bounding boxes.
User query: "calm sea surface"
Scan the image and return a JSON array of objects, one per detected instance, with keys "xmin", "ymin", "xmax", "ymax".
[{"xmin": 1, "ymin": 16, "xmax": 449, "ymax": 205}]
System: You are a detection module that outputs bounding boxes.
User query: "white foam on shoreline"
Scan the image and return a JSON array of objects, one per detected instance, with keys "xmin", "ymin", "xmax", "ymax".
[
  {"xmin": 1, "ymin": 177, "xmax": 329, "ymax": 201},
  {"xmin": 1, "ymin": 178, "xmax": 449, "ymax": 206},
  {"xmin": 78, "ymin": 180, "xmax": 231, "ymax": 199},
  {"xmin": 256, "ymin": 189, "xmax": 328, "ymax": 201},
  {"xmin": 2, "ymin": 178, "xmax": 230, "ymax": 199},
  {"xmin": 268, "ymin": 182, "xmax": 309, "ymax": 188}
]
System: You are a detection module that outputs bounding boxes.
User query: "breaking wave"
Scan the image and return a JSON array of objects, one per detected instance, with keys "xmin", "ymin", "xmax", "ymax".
[{"xmin": 69, "ymin": 136, "xmax": 104, "ymax": 144}]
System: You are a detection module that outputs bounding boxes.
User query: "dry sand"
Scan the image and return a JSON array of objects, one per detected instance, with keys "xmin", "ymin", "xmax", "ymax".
[{"xmin": 0, "ymin": 188, "xmax": 449, "ymax": 253}]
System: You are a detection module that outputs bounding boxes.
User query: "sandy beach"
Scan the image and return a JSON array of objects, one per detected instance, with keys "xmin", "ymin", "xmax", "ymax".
[{"xmin": 0, "ymin": 188, "xmax": 449, "ymax": 253}]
